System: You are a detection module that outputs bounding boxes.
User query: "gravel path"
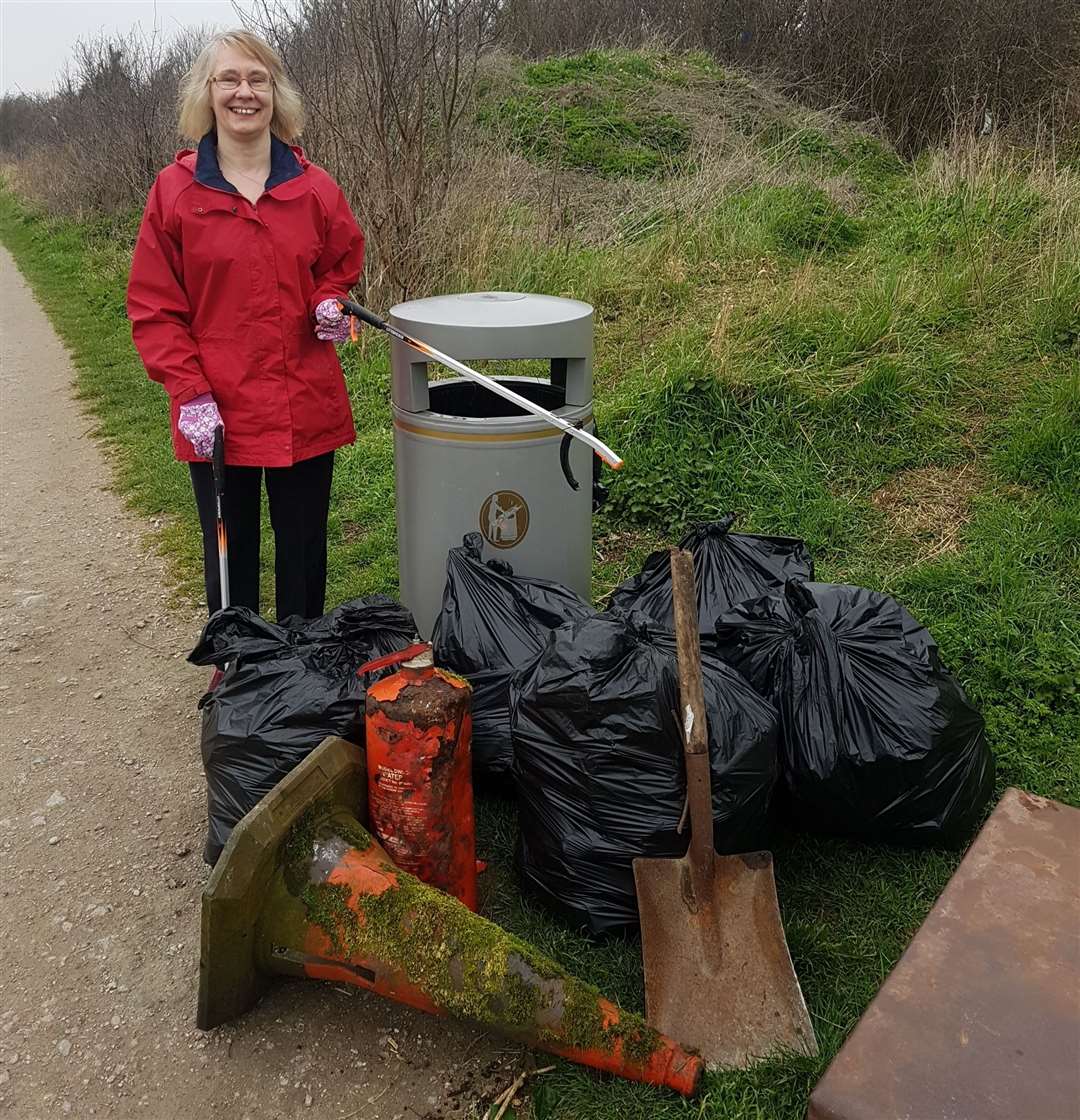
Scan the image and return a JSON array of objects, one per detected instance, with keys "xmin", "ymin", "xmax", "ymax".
[{"xmin": 0, "ymin": 248, "xmax": 515, "ymax": 1120}]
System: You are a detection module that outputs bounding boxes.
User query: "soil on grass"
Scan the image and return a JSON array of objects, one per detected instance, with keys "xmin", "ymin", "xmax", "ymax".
[{"xmin": 0, "ymin": 248, "xmax": 520, "ymax": 1120}]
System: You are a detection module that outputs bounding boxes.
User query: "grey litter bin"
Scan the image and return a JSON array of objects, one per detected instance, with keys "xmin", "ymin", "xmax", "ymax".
[{"xmin": 389, "ymin": 291, "xmax": 596, "ymax": 637}]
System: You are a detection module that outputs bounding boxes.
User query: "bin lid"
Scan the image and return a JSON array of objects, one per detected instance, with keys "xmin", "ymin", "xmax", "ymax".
[{"xmin": 390, "ymin": 292, "xmax": 592, "ymax": 331}]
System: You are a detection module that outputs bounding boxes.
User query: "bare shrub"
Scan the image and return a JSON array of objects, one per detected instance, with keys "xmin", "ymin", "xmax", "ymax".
[
  {"xmin": 250, "ymin": 0, "xmax": 499, "ymax": 304},
  {"xmin": 0, "ymin": 25, "xmax": 205, "ymax": 217},
  {"xmin": 0, "ymin": 95, "xmax": 57, "ymax": 158},
  {"xmin": 782, "ymin": 0, "xmax": 1080, "ymax": 153},
  {"xmin": 496, "ymin": 0, "xmax": 769, "ymax": 60}
]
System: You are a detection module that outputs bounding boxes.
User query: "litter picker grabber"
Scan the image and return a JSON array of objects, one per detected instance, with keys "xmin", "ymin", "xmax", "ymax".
[
  {"xmin": 336, "ymin": 299, "xmax": 624, "ymax": 489},
  {"xmin": 632, "ymin": 548, "xmax": 817, "ymax": 1069},
  {"xmin": 212, "ymin": 425, "xmax": 229, "ymax": 611}
]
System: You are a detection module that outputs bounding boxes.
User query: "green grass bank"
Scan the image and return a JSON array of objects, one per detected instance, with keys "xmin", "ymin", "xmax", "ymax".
[{"xmin": 2, "ymin": 48, "xmax": 1078, "ymax": 1120}]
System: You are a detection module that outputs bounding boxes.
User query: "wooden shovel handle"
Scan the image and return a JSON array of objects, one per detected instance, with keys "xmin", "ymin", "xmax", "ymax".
[{"xmin": 670, "ymin": 549, "xmax": 715, "ymax": 877}]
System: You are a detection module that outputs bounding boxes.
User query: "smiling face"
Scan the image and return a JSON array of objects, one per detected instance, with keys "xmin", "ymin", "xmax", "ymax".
[{"xmin": 209, "ymin": 44, "xmax": 274, "ymax": 143}]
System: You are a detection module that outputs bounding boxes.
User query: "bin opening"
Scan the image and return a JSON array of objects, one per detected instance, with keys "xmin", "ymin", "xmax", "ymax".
[{"xmin": 428, "ymin": 378, "xmax": 566, "ymax": 419}]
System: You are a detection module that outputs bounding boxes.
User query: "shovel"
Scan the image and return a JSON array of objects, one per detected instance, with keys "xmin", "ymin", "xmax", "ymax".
[{"xmin": 632, "ymin": 548, "xmax": 817, "ymax": 1069}]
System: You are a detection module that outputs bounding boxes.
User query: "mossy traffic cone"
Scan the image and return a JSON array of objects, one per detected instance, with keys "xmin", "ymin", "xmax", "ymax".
[{"xmin": 199, "ymin": 736, "xmax": 702, "ymax": 1097}]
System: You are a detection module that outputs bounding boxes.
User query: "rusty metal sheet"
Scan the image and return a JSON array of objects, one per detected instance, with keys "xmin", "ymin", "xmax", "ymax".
[{"xmin": 808, "ymin": 787, "xmax": 1080, "ymax": 1120}]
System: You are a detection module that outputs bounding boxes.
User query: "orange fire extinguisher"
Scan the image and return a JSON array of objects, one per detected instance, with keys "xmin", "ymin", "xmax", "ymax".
[{"xmin": 358, "ymin": 642, "xmax": 477, "ymax": 910}]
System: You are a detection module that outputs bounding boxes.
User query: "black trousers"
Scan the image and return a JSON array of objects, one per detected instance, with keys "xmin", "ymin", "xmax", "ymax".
[{"xmin": 190, "ymin": 451, "xmax": 335, "ymax": 622}]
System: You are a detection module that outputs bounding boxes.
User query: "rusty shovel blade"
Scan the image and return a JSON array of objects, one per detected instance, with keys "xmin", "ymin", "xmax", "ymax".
[
  {"xmin": 634, "ymin": 548, "xmax": 816, "ymax": 1069},
  {"xmin": 633, "ymin": 848, "xmax": 817, "ymax": 1069}
]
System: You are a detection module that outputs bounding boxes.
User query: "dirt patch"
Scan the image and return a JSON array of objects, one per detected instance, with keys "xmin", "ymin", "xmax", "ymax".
[
  {"xmin": 341, "ymin": 521, "xmax": 371, "ymax": 544},
  {"xmin": 871, "ymin": 463, "xmax": 984, "ymax": 560}
]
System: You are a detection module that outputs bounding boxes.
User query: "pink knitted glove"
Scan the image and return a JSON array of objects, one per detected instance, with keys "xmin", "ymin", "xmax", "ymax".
[
  {"xmin": 314, "ymin": 298, "xmax": 355, "ymax": 343},
  {"xmin": 178, "ymin": 393, "xmax": 222, "ymax": 459}
]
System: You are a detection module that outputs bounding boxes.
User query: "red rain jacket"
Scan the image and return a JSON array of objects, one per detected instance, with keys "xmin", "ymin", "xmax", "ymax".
[{"xmin": 127, "ymin": 135, "xmax": 364, "ymax": 467}]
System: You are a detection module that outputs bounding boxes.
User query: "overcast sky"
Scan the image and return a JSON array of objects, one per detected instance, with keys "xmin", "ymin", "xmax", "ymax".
[{"xmin": 0, "ymin": 1, "xmax": 275, "ymax": 97}]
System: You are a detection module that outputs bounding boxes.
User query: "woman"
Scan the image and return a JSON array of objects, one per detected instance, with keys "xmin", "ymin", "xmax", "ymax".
[{"xmin": 127, "ymin": 29, "xmax": 362, "ymax": 623}]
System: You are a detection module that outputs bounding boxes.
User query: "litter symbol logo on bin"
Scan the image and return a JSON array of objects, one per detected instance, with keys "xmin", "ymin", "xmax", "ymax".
[{"xmin": 480, "ymin": 490, "xmax": 529, "ymax": 549}]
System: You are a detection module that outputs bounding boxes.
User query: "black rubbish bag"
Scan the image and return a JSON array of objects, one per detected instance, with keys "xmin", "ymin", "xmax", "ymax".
[
  {"xmin": 432, "ymin": 532, "xmax": 594, "ymax": 782},
  {"xmin": 512, "ymin": 611, "xmax": 779, "ymax": 936},
  {"xmin": 607, "ymin": 514, "xmax": 814, "ymax": 632},
  {"xmin": 713, "ymin": 579, "xmax": 994, "ymax": 846},
  {"xmin": 188, "ymin": 596, "xmax": 418, "ymax": 865}
]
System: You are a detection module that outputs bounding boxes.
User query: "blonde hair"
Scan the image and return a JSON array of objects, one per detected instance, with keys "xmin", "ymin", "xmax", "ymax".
[{"xmin": 177, "ymin": 30, "xmax": 304, "ymax": 143}]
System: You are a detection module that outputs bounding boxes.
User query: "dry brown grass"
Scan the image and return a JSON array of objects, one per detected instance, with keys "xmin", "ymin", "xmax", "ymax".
[
  {"xmin": 415, "ymin": 144, "xmax": 565, "ymax": 290},
  {"xmin": 917, "ymin": 130, "xmax": 1080, "ymax": 197},
  {"xmin": 871, "ymin": 463, "xmax": 985, "ymax": 561}
]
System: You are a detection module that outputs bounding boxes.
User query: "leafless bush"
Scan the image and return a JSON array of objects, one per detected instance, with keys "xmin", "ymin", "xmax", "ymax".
[
  {"xmin": 0, "ymin": 25, "xmax": 205, "ymax": 217},
  {"xmin": 783, "ymin": 0, "xmax": 1080, "ymax": 152},
  {"xmin": 250, "ymin": 0, "xmax": 499, "ymax": 303},
  {"xmin": 495, "ymin": 0, "xmax": 769, "ymax": 59},
  {"xmin": 0, "ymin": 95, "xmax": 57, "ymax": 158}
]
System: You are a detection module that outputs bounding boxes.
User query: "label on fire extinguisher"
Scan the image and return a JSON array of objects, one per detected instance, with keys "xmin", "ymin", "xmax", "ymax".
[
  {"xmin": 371, "ymin": 764, "xmax": 429, "ymax": 852},
  {"xmin": 374, "ymin": 765, "xmax": 408, "ymax": 791}
]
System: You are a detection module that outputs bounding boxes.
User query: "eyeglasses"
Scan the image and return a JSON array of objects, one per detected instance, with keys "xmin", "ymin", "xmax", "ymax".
[{"xmin": 211, "ymin": 73, "xmax": 273, "ymax": 92}]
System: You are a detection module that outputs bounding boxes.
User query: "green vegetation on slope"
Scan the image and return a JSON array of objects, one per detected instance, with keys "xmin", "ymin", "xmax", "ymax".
[
  {"xmin": 477, "ymin": 49, "xmax": 722, "ymax": 177},
  {"xmin": 2, "ymin": 47, "xmax": 1078, "ymax": 1120}
]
